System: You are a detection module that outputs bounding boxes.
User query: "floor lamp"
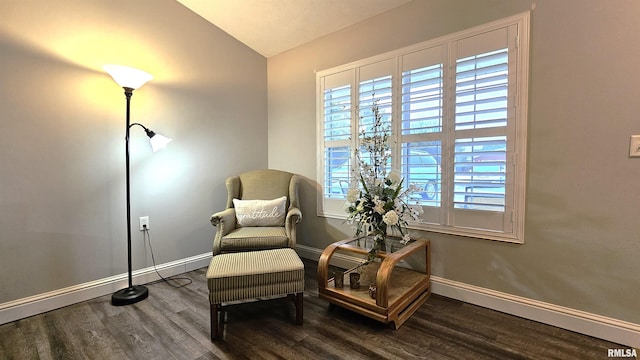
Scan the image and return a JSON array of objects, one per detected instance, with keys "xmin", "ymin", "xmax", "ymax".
[{"xmin": 104, "ymin": 64, "xmax": 172, "ymax": 306}]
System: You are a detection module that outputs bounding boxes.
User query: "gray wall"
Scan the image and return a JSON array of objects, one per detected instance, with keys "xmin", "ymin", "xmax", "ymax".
[
  {"xmin": 0, "ymin": 0, "xmax": 267, "ymax": 303},
  {"xmin": 268, "ymin": 0, "xmax": 640, "ymax": 324}
]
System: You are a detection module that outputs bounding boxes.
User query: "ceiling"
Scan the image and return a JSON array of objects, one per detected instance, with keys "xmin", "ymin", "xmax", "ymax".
[{"xmin": 176, "ymin": 0, "xmax": 414, "ymax": 58}]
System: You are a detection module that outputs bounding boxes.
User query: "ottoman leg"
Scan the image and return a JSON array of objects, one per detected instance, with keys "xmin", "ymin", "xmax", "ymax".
[
  {"xmin": 210, "ymin": 303, "xmax": 220, "ymax": 340},
  {"xmin": 295, "ymin": 292, "xmax": 303, "ymax": 325}
]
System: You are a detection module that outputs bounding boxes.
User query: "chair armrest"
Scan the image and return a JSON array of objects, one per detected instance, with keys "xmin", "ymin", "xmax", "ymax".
[
  {"xmin": 285, "ymin": 207, "xmax": 302, "ymax": 248},
  {"xmin": 210, "ymin": 208, "xmax": 236, "ymax": 227},
  {"xmin": 286, "ymin": 206, "xmax": 302, "ymax": 225},
  {"xmin": 211, "ymin": 208, "xmax": 237, "ymax": 255}
]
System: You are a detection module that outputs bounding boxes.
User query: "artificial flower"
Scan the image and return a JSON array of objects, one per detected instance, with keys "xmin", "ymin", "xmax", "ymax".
[
  {"xmin": 382, "ymin": 210, "xmax": 399, "ymax": 226},
  {"xmin": 346, "ymin": 188, "xmax": 360, "ymax": 203},
  {"xmin": 344, "ymin": 99, "xmax": 422, "ymax": 262},
  {"xmin": 388, "ymin": 170, "xmax": 402, "ymax": 186}
]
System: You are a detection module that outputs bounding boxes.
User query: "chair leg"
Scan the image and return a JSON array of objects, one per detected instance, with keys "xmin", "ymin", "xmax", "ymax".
[
  {"xmin": 210, "ymin": 303, "xmax": 220, "ymax": 340},
  {"xmin": 294, "ymin": 292, "xmax": 303, "ymax": 325}
]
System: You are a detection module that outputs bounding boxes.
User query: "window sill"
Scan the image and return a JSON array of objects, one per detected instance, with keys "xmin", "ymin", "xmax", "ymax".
[{"xmin": 318, "ymin": 211, "xmax": 524, "ymax": 244}]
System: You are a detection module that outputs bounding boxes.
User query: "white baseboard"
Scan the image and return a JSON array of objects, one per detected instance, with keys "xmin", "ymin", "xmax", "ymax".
[
  {"xmin": 0, "ymin": 252, "xmax": 213, "ymax": 326},
  {"xmin": 297, "ymin": 244, "xmax": 640, "ymax": 349}
]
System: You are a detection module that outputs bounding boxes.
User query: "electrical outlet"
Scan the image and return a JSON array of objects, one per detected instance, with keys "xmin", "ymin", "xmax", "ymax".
[
  {"xmin": 630, "ymin": 135, "xmax": 640, "ymax": 157},
  {"xmin": 139, "ymin": 216, "xmax": 149, "ymax": 231}
]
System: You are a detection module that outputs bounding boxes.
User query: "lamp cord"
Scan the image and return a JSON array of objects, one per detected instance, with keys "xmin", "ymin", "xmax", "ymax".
[{"xmin": 143, "ymin": 228, "xmax": 193, "ymax": 288}]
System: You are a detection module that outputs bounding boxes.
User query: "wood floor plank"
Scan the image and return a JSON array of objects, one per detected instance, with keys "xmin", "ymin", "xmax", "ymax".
[
  {"xmin": 50, "ymin": 303, "xmax": 130, "ymax": 360},
  {"xmin": 132, "ymin": 300, "xmax": 208, "ymax": 359},
  {"xmin": 0, "ymin": 259, "xmax": 628, "ymax": 360},
  {"xmin": 0, "ymin": 322, "xmax": 40, "ymax": 360},
  {"xmin": 90, "ymin": 299, "xmax": 171, "ymax": 360}
]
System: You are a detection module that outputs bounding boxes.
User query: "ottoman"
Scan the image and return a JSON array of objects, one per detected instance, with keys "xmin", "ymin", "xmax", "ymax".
[{"xmin": 206, "ymin": 248, "xmax": 305, "ymax": 340}]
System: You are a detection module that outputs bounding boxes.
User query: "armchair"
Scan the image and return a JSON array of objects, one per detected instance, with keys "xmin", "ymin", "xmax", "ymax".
[{"xmin": 210, "ymin": 169, "xmax": 302, "ymax": 255}]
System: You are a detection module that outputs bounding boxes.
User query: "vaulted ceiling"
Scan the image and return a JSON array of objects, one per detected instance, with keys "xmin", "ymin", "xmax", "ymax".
[{"xmin": 176, "ymin": 0, "xmax": 414, "ymax": 58}]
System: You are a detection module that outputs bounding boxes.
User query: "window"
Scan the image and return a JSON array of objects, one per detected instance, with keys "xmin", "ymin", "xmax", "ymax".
[
  {"xmin": 322, "ymin": 79, "xmax": 351, "ymax": 200},
  {"xmin": 317, "ymin": 13, "xmax": 529, "ymax": 243}
]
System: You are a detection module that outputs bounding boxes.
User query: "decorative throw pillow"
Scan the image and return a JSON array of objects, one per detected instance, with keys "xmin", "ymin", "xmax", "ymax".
[{"xmin": 232, "ymin": 196, "xmax": 287, "ymax": 227}]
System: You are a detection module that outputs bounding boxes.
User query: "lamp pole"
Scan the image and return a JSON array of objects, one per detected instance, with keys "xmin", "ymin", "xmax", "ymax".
[
  {"xmin": 111, "ymin": 86, "xmax": 149, "ymax": 306},
  {"xmin": 124, "ymin": 87, "xmax": 135, "ymax": 290}
]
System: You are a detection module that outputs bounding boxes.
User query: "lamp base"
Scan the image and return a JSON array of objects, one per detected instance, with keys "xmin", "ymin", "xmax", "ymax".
[{"xmin": 111, "ymin": 285, "xmax": 149, "ymax": 306}]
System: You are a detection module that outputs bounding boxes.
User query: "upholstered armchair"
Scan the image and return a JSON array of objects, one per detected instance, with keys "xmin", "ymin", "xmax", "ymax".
[{"xmin": 210, "ymin": 169, "xmax": 302, "ymax": 255}]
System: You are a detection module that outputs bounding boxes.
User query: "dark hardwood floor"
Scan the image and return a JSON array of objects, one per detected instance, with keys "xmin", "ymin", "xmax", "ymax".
[{"xmin": 0, "ymin": 259, "xmax": 626, "ymax": 359}]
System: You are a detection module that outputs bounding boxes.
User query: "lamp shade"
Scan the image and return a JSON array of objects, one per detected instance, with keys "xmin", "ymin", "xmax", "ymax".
[
  {"xmin": 103, "ymin": 64, "xmax": 153, "ymax": 90},
  {"xmin": 149, "ymin": 133, "xmax": 172, "ymax": 152}
]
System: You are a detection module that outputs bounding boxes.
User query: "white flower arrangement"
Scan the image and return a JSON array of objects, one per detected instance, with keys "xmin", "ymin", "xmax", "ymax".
[{"xmin": 344, "ymin": 100, "xmax": 423, "ymax": 262}]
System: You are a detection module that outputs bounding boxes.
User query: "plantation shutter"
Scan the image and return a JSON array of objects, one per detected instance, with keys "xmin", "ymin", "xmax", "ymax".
[
  {"xmin": 358, "ymin": 60, "xmax": 393, "ymax": 134},
  {"xmin": 358, "ymin": 60, "xmax": 393, "ymax": 175},
  {"xmin": 320, "ymin": 70, "xmax": 353, "ymax": 215},
  {"xmin": 399, "ymin": 45, "xmax": 446, "ymax": 225},
  {"xmin": 450, "ymin": 24, "xmax": 518, "ymax": 234},
  {"xmin": 317, "ymin": 12, "xmax": 529, "ymax": 242}
]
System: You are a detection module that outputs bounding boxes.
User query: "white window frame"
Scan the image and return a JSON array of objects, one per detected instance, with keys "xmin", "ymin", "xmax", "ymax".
[{"xmin": 317, "ymin": 12, "xmax": 529, "ymax": 243}]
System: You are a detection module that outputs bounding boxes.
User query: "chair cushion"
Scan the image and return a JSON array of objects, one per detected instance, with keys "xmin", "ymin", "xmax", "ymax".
[
  {"xmin": 206, "ymin": 248, "xmax": 304, "ymax": 303},
  {"xmin": 232, "ymin": 196, "xmax": 286, "ymax": 227},
  {"xmin": 220, "ymin": 227, "xmax": 289, "ymax": 253}
]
